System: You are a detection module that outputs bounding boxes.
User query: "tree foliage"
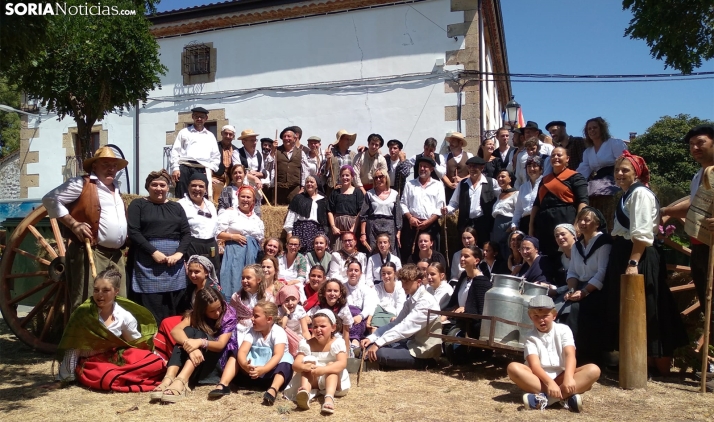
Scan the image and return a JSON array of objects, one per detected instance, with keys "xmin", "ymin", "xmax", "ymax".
[
  {"xmin": 0, "ymin": 78, "xmax": 21, "ymax": 157},
  {"xmin": 623, "ymin": 0, "xmax": 714, "ymax": 74},
  {"xmin": 628, "ymin": 114, "xmax": 713, "ymax": 204},
  {"xmin": 3, "ymin": 0, "xmax": 166, "ymax": 158}
]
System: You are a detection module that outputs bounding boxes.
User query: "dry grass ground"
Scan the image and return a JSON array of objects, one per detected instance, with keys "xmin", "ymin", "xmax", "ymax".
[{"xmin": 2, "ymin": 320, "xmax": 714, "ymax": 422}]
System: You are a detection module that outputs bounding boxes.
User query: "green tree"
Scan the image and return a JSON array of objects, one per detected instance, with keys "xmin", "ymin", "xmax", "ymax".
[
  {"xmin": 4, "ymin": 0, "xmax": 166, "ymax": 158},
  {"xmin": 623, "ymin": 0, "xmax": 714, "ymax": 74},
  {"xmin": 0, "ymin": 77, "xmax": 21, "ymax": 157},
  {"xmin": 628, "ymin": 114, "xmax": 713, "ymax": 205}
]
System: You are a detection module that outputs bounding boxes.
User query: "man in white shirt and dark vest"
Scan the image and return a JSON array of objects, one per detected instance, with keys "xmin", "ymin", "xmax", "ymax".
[
  {"xmin": 212, "ymin": 125, "xmax": 239, "ymax": 203},
  {"xmin": 272, "ymin": 126, "xmax": 303, "ymax": 205},
  {"xmin": 42, "ymin": 147, "xmax": 129, "ymax": 311},
  {"xmin": 400, "ymin": 156, "xmax": 446, "ymax": 259},
  {"xmin": 170, "ymin": 106, "xmax": 220, "ymax": 199},
  {"xmin": 494, "ymin": 126, "xmax": 517, "ymax": 171},
  {"xmin": 443, "ymin": 156, "xmax": 501, "ymax": 248}
]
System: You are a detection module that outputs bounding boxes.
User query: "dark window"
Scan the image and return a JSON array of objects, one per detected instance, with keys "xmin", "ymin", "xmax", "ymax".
[
  {"xmin": 204, "ymin": 122, "xmax": 217, "ymax": 139},
  {"xmin": 183, "ymin": 43, "xmax": 211, "ymax": 75}
]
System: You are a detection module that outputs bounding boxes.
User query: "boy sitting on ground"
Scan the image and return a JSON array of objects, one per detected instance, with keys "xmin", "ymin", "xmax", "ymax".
[{"xmin": 506, "ymin": 295, "xmax": 600, "ymax": 412}]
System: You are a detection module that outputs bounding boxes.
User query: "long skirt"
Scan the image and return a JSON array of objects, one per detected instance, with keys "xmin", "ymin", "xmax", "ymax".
[
  {"xmin": 348, "ymin": 305, "xmax": 367, "ymax": 341},
  {"xmin": 364, "ymin": 216, "xmax": 398, "ymax": 255},
  {"xmin": 589, "ymin": 195, "xmax": 616, "ymax": 233},
  {"xmin": 331, "ymin": 214, "xmax": 357, "ymax": 252},
  {"xmin": 186, "ymin": 237, "xmax": 221, "ymax": 276},
  {"xmin": 602, "ymin": 237, "xmax": 688, "ymax": 357},
  {"xmin": 491, "ymin": 215, "xmax": 513, "ymax": 259},
  {"xmin": 555, "ymin": 281, "xmax": 606, "ymax": 362},
  {"xmin": 534, "ymin": 204, "xmax": 576, "ymax": 259},
  {"xmin": 220, "ymin": 240, "xmax": 258, "ymax": 299},
  {"xmin": 293, "ymin": 220, "xmax": 325, "ymax": 254},
  {"xmin": 518, "ymin": 215, "xmax": 530, "ymax": 234}
]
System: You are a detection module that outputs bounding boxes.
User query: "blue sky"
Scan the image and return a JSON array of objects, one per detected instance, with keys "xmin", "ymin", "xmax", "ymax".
[{"xmin": 156, "ymin": 0, "xmax": 714, "ymax": 139}]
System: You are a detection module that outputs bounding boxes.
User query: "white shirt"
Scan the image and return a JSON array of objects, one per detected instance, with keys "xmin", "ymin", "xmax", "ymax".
[
  {"xmin": 446, "ymin": 150, "xmax": 474, "ymax": 164},
  {"xmin": 178, "ymin": 196, "xmax": 218, "ymax": 240},
  {"xmin": 283, "ymin": 194, "xmax": 324, "ymax": 232},
  {"xmin": 407, "ymin": 154, "xmax": 447, "ymax": 179},
  {"xmin": 456, "ymin": 276, "xmax": 473, "ymax": 307},
  {"xmin": 450, "ymin": 250, "xmax": 463, "ymax": 282},
  {"xmin": 345, "ymin": 280, "xmax": 377, "ymax": 318},
  {"xmin": 232, "ymin": 147, "xmax": 264, "ymax": 175},
  {"xmin": 576, "ymin": 138, "xmax": 627, "ymax": 179},
  {"xmin": 364, "ymin": 253, "xmax": 402, "ymax": 286},
  {"xmin": 279, "ymin": 304, "xmax": 307, "ymax": 335},
  {"xmin": 363, "ymin": 189, "xmax": 400, "ymax": 217},
  {"xmin": 524, "ymin": 322, "xmax": 575, "ymax": 379},
  {"xmin": 327, "ymin": 252, "xmax": 367, "ymax": 284},
  {"xmin": 309, "ymin": 304, "xmax": 354, "ymax": 329},
  {"xmin": 170, "ymin": 125, "xmax": 220, "ymax": 172},
  {"xmin": 374, "ymin": 282, "xmax": 406, "ymax": 315},
  {"xmin": 300, "ymin": 152, "xmax": 324, "ymax": 187},
  {"xmin": 388, "ymin": 158, "xmax": 400, "ymax": 186},
  {"xmin": 492, "ymin": 191, "xmax": 518, "ymax": 218},
  {"xmin": 446, "ymin": 175, "xmax": 501, "ymax": 218},
  {"xmin": 103, "ymin": 302, "xmax": 142, "ymax": 340},
  {"xmin": 42, "ymin": 174, "xmax": 127, "ymax": 249},
  {"xmin": 512, "ymin": 176, "xmax": 543, "ymax": 228},
  {"xmin": 243, "ymin": 324, "xmax": 289, "ymax": 350},
  {"xmin": 511, "ymin": 142, "xmax": 553, "ymax": 189},
  {"xmin": 279, "ymin": 254, "xmax": 306, "ymax": 283},
  {"xmin": 426, "ymin": 282, "xmax": 453, "ymax": 310},
  {"xmin": 611, "ymin": 186, "xmax": 658, "ymax": 245},
  {"xmin": 214, "ymin": 208, "xmax": 265, "ymax": 243},
  {"xmin": 691, "ymin": 168, "xmax": 704, "ymax": 198},
  {"xmin": 400, "ymin": 178, "xmax": 446, "ymax": 219},
  {"xmin": 566, "ymin": 233, "xmax": 612, "ymax": 290},
  {"xmin": 367, "ymin": 285, "xmax": 439, "ymax": 347}
]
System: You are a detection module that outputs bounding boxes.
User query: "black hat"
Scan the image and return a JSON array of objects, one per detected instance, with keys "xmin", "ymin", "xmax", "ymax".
[
  {"xmin": 387, "ymin": 139, "xmax": 403, "ymax": 149},
  {"xmin": 512, "ymin": 128, "xmax": 523, "ymax": 135},
  {"xmin": 260, "ymin": 137, "xmax": 274, "ymax": 145},
  {"xmin": 191, "ymin": 106, "xmax": 209, "ymax": 114},
  {"xmin": 545, "ymin": 121, "xmax": 566, "ymax": 131},
  {"xmin": 466, "ymin": 156, "xmax": 487, "ymax": 166},
  {"xmin": 523, "ymin": 121, "xmax": 542, "ymax": 134},
  {"xmin": 189, "ymin": 172, "xmax": 208, "ymax": 187},
  {"xmin": 683, "ymin": 124, "xmax": 714, "ymax": 144},
  {"xmin": 368, "ymin": 133, "xmax": 385, "ymax": 148},
  {"xmin": 415, "ymin": 156, "xmax": 436, "ymax": 168}
]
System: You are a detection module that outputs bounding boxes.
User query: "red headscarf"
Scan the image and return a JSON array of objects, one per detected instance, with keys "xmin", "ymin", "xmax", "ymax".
[
  {"xmin": 237, "ymin": 185, "xmax": 256, "ymax": 215},
  {"xmin": 619, "ymin": 150, "xmax": 650, "ymax": 186}
]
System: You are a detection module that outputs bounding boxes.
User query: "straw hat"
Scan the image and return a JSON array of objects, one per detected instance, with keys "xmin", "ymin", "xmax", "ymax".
[
  {"xmin": 238, "ymin": 129, "xmax": 260, "ymax": 140},
  {"xmin": 334, "ymin": 129, "xmax": 357, "ymax": 147},
  {"xmin": 83, "ymin": 146, "xmax": 128, "ymax": 173},
  {"xmin": 445, "ymin": 131, "xmax": 467, "ymax": 147}
]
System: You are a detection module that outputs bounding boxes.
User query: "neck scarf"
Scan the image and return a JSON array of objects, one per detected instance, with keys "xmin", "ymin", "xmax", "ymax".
[{"xmin": 538, "ymin": 168, "xmax": 577, "ymax": 203}]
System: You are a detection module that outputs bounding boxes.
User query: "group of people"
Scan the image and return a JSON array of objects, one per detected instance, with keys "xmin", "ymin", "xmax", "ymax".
[{"xmin": 41, "ymin": 106, "xmax": 714, "ymax": 413}]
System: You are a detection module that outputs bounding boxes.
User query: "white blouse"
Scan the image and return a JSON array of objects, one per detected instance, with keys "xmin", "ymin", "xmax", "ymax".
[
  {"xmin": 178, "ymin": 196, "xmax": 218, "ymax": 240},
  {"xmin": 327, "ymin": 251, "xmax": 367, "ymax": 284},
  {"xmin": 345, "ymin": 280, "xmax": 377, "ymax": 319},
  {"xmin": 512, "ymin": 176, "xmax": 543, "ymax": 228},
  {"xmin": 364, "ymin": 189, "xmax": 400, "ymax": 217},
  {"xmin": 215, "ymin": 208, "xmax": 265, "ymax": 243},
  {"xmin": 492, "ymin": 191, "xmax": 518, "ymax": 218},
  {"xmin": 308, "ymin": 305, "xmax": 353, "ymax": 329},
  {"xmin": 364, "ymin": 253, "xmax": 402, "ymax": 286},
  {"xmin": 279, "ymin": 254, "xmax": 306, "ymax": 283},
  {"xmin": 576, "ymin": 138, "xmax": 627, "ymax": 179},
  {"xmin": 284, "ymin": 194, "xmax": 324, "ymax": 232},
  {"xmin": 611, "ymin": 186, "xmax": 658, "ymax": 245},
  {"xmin": 566, "ymin": 233, "xmax": 612, "ymax": 290},
  {"xmin": 450, "ymin": 250, "xmax": 463, "ymax": 282},
  {"xmin": 374, "ymin": 282, "xmax": 406, "ymax": 315},
  {"xmin": 279, "ymin": 304, "xmax": 308, "ymax": 334},
  {"xmin": 427, "ymin": 282, "xmax": 453, "ymax": 310}
]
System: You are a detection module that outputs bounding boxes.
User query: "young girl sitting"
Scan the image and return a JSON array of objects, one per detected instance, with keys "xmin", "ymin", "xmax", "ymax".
[
  {"xmin": 364, "ymin": 232, "xmax": 402, "ymax": 286},
  {"xmin": 344, "ymin": 259, "xmax": 377, "ymax": 348},
  {"xmin": 426, "ymin": 262, "xmax": 453, "ymax": 310},
  {"xmin": 301, "ymin": 265, "xmax": 327, "ymax": 312},
  {"xmin": 367, "ymin": 263, "xmax": 406, "ymax": 333},
  {"xmin": 308, "ymin": 279, "xmax": 353, "ymax": 352},
  {"xmin": 157, "ymin": 287, "xmax": 236, "ymax": 403},
  {"xmin": 261, "ymin": 256, "xmax": 284, "ymax": 299},
  {"xmin": 284, "ymin": 309, "xmax": 349, "ymax": 414},
  {"xmin": 235, "ymin": 301, "xmax": 294, "ymax": 405},
  {"xmin": 277, "ymin": 284, "xmax": 311, "ymax": 356}
]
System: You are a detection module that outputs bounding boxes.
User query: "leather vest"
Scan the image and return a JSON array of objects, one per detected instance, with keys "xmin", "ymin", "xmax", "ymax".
[
  {"xmin": 446, "ymin": 151, "xmax": 470, "ymax": 179},
  {"xmin": 66, "ymin": 175, "xmax": 101, "ymax": 245},
  {"xmin": 276, "ymin": 146, "xmax": 302, "ymax": 188}
]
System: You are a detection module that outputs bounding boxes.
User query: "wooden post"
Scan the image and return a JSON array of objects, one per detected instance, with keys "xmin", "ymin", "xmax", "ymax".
[
  {"xmin": 273, "ymin": 129, "xmax": 278, "ymax": 206},
  {"xmin": 443, "ymin": 216, "xmax": 449, "ymax": 267},
  {"xmin": 619, "ymin": 273, "xmax": 647, "ymax": 389},
  {"xmin": 84, "ymin": 239, "xmax": 97, "ymax": 279},
  {"xmin": 701, "ymin": 207, "xmax": 714, "ymax": 393}
]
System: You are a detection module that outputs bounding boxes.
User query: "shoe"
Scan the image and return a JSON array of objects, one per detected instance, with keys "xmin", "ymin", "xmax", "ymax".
[
  {"xmin": 208, "ymin": 384, "xmax": 230, "ymax": 399},
  {"xmin": 564, "ymin": 394, "xmax": 582, "ymax": 413},
  {"xmin": 523, "ymin": 393, "xmax": 548, "ymax": 410},
  {"xmin": 161, "ymin": 377, "xmax": 189, "ymax": 404},
  {"xmin": 150, "ymin": 376, "xmax": 174, "ymax": 401},
  {"xmin": 263, "ymin": 387, "xmax": 277, "ymax": 406},
  {"xmin": 321, "ymin": 395, "xmax": 335, "ymax": 415},
  {"xmin": 296, "ymin": 389, "xmax": 310, "ymax": 410}
]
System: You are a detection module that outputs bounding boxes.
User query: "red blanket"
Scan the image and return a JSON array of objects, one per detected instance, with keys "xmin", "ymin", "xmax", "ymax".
[{"xmin": 77, "ymin": 348, "xmax": 166, "ymax": 392}]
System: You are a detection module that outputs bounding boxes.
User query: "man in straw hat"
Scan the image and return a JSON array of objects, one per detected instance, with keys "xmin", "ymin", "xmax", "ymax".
[
  {"xmin": 235, "ymin": 128, "xmax": 267, "ymax": 214},
  {"xmin": 441, "ymin": 131, "xmax": 473, "ymax": 203},
  {"xmin": 43, "ymin": 146, "xmax": 130, "ymax": 311},
  {"xmin": 212, "ymin": 124, "xmax": 240, "ymax": 203},
  {"xmin": 323, "ymin": 129, "xmax": 357, "ymax": 197},
  {"xmin": 400, "ymin": 156, "xmax": 446, "ymax": 258},
  {"xmin": 170, "ymin": 106, "xmax": 220, "ymax": 199}
]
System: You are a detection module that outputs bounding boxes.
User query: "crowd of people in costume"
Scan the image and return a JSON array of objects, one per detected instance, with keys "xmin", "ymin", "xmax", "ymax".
[{"xmin": 41, "ymin": 105, "xmax": 714, "ymax": 413}]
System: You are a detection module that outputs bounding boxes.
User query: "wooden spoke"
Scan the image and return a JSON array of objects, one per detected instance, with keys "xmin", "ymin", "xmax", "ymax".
[
  {"xmin": 8, "ymin": 279, "xmax": 55, "ymax": 306},
  {"xmin": 27, "ymin": 225, "xmax": 58, "ymax": 260},
  {"xmin": 49, "ymin": 218, "xmax": 66, "ymax": 257},
  {"xmin": 681, "ymin": 301, "xmax": 700, "ymax": 317},
  {"xmin": 39, "ymin": 284, "xmax": 63, "ymax": 342},
  {"xmin": 12, "ymin": 247, "xmax": 52, "ymax": 266},
  {"xmin": 670, "ymin": 283, "xmax": 696, "ymax": 293},
  {"xmin": 666, "ymin": 264, "xmax": 691, "ymax": 272},
  {"xmin": 6, "ymin": 271, "xmax": 49, "ymax": 279},
  {"xmin": 19, "ymin": 284, "xmax": 59, "ymax": 329}
]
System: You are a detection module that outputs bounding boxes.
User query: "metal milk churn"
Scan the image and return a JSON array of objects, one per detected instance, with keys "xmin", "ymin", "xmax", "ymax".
[
  {"xmin": 520, "ymin": 281, "xmax": 549, "ymax": 342},
  {"xmin": 479, "ymin": 274, "xmax": 524, "ymax": 345}
]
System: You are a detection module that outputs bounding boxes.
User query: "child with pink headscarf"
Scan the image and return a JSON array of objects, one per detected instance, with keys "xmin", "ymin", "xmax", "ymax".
[{"xmin": 277, "ymin": 284, "xmax": 311, "ymax": 356}]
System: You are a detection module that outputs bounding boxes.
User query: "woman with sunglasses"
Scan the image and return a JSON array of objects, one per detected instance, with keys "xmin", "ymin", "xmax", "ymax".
[
  {"xmin": 178, "ymin": 173, "xmax": 220, "ymax": 274},
  {"xmin": 359, "ymin": 168, "xmax": 402, "ymax": 254}
]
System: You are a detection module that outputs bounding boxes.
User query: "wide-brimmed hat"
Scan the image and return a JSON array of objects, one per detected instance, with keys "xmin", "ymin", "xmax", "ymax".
[
  {"xmin": 83, "ymin": 146, "xmax": 128, "ymax": 173},
  {"xmin": 334, "ymin": 129, "xmax": 357, "ymax": 147},
  {"xmin": 523, "ymin": 121, "xmax": 542, "ymax": 134},
  {"xmin": 445, "ymin": 131, "xmax": 467, "ymax": 147},
  {"xmin": 238, "ymin": 129, "xmax": 260, "ymax": 140}
]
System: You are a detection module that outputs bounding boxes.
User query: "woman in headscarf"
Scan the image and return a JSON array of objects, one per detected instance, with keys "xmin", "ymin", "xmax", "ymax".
[
  {"xmin": 178, "ymin": 173, "xmax": 220, "ymax": 274},
  {"xmin": 128, "ymin": 170, "xmax": 191, "ymax": 325},
  {"xmin": 284, "ymin": 175, "xmax": 328, "ymax": 254},
  {"xmin": 552, "ymin": 223, "xmax": 577, "ymax": 286},
  {"xmin": 215, "ymin": 185, "xmax": 264, "ymax": 298},
  {"xmin": 602, "ymin": 151, "xmax": 687, "ymax": 374}
]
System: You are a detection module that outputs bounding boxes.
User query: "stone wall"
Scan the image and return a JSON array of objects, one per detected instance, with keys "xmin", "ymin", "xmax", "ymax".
[{"xmin": 0, "ymin": 151, "xmax": 20, "ymax": 200}]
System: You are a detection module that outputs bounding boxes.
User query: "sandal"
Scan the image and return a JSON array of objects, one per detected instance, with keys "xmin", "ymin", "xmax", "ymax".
[
  {"xmin": 150, "ymin": 376, "xmax": 174, "ymax": 401},
  {"xmin": 263, "ymin": 386, "xmax": 278, "ymax": 406},
  {"xmin": 296, "ymin": 388, "xmax": 310, "ymax": 410},
  {"xmin": 161, "ymin": 377, "xmax": 189, "ymax": 404},
  {"xmin": 321, "ymin": 395, "xmax": 335, "ymax": 415},
  {"xmin": 208, "ymin": 383, "xmax": 231, "ymax": 399}
]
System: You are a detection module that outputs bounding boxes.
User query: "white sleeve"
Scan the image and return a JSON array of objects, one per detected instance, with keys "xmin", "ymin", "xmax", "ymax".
[
  {"xmin": 300, "ymin": 153, "xmax": 309, "ymax": 187},
  {"xmin": 352, "ymin": 153, "xmax": 364, "ymax": 187},
  {"xmin": 272, "ymin": 326, "xmax": 289, "ymax": 346},
  {"xmin": 434, "ymin": 154, "xmax": 446, "ymax": 179},
  {"xmin": 400, "ymin": 182, "xmax": 411, "ymax": 214},
  {"xmin": 512, "ymin": 189, "xmax": 525, "ymax": 227},
  {"xmin": 360, "ymin": 287, "xmax": 378, "ymax": 318},
  {"xmin": 209, "ymin": 139, "xmax": 220, "ymax": 172},
  {"xmin": 330, "ymin": 338, "xmax": 347, "ymax": 357},
  {"xmin": 446, "ymin": 182, "xmax": 461, "ymax": 214},
  {"xmin": 576, "ymin": 149, "xmax": 592, "ymax": 179},
  {"xmin": 524, "ymin": 335, "xmax": 539, "ymax": 358},
  {"xmin": 559, "ymin": 324, "xmax": 575, "ymax": 348},
  {"xmin": 297, "ymin": 338, "xmax": 311, "ymax": 356},
  {"xmin": 338, "ymin": 305, "xmax": 353, "ymax": 328},
  {"xmin": 364, "ymin": 257, "xmax": 375, "ymax": 286},
  {"xmin": 394, "ymin": 286, "xmax": 407, "ymax": 316},
  {"xmin": 122, "ymin": 314, "xmax": 142, "ymax": 341},
  {"xmin": 42, "ymin": 177, "xmax": 84, "ymax": 218},
  {"xmin": 628, "ymin": 189, "xmax": 657, "ymax": 245},
  {"xmin": 243, "ymin": 329, "xmax": 256, "ymax": 346},
  {"xmin": 214, "ymin": 211, "xmax": 233, "ymax": 236},
  {"xmin": 170, "ymin": 131, "xmax": 185, "ymax": 172},
  {"xmin": 587, "ymin": 243, "xmax": 611, "ymax": 290},
  {"xmin": 612, "ymin": 138, "xmax": 627, "ymax": 160},
  {"xmin": 283, "ymin": 210, "xmax": 298, "ymax": 233}
]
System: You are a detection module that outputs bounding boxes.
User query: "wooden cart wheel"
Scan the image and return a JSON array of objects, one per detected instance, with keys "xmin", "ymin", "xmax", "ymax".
[{"xmin": 0, "ymin": 205, "xmax": 70, "ymax": 353}]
